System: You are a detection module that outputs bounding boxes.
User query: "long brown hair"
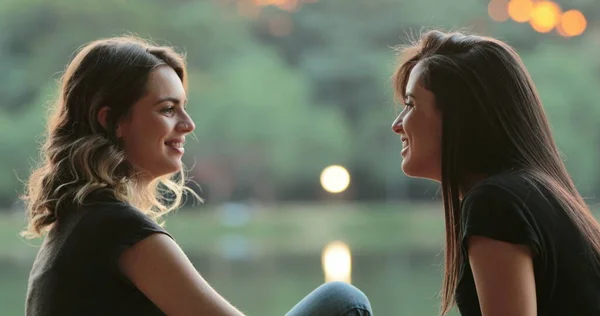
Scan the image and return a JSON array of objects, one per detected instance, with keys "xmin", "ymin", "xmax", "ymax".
[
  {"xmin": 22, "ymin": 36, "xmax": 198, "ymax": 238},
  {"xmin": 393, "ymin": 30, "xmax": 600, "ymax": 315}
]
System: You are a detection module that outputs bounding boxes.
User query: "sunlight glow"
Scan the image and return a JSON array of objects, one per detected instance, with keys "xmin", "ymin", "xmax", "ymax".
[
  {"xmin": 322, "ymin": 241, "xmax": 352, "ymax": 283},
  {"xmin": 320, "ymin": 165, "xmax": 350, "ymax": 194}
]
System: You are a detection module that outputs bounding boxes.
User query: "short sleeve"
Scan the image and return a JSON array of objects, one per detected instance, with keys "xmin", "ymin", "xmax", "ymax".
[
  {"xmin": 461, "ymin": 184, "xmax": 542, "ymax": 256},
  {"xmin": 75, "ymin": 202, "xmax": 173, "ymax": 275}
]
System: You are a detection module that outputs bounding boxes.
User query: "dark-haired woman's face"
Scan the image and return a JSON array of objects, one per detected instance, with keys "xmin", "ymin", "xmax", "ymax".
[
  {"xmin": 391, "ymin": 62, "xmax": 442, "ymax": 182},
  {"xmin": 117, "ymin": 65, "xmax": 195, "ymax": 181}
]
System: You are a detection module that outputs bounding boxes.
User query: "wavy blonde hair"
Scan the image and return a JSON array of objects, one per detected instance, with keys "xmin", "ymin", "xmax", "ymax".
[{"xmin": 22, "ymin": 36, "xmax": 199, "ymax": 238}]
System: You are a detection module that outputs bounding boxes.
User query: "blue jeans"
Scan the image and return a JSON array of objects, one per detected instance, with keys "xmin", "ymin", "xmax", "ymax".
[{"xmin": 285, "ymin": 281, "xmax": 373, "ymax": 316}]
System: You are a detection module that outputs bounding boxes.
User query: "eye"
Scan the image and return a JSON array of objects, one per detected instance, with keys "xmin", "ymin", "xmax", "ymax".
[
  {"xmin": 160, "ymin": 106, "xmax": 175, "ymax": 116},
  {"xmin": 404, "ymin": 101, "xmax": 414, "ymax": 110}
]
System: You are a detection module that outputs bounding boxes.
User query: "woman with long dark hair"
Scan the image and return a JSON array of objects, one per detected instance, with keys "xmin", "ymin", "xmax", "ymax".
[{"xmin": 391, "ymin": 30, "xmax": 600, "ymax": 315}]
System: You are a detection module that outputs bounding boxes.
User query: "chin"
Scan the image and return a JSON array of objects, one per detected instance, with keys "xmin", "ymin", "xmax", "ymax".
[
  {"xmin": 151, "ymin": 161, "xmax": 183, "ymax": 179},
  {"xmin": 401, "ymin": 160, "xmax": 441, "ymax": 183},
  {"xmin": 401, "ymin": 157, "xmax": 416, "ymax": 176},
  {"xmin": 401, "ymin": 164, "xmax": 420, "ymax": 178},
  {"xmin": 163, "ymin": 163, "xmax": 183, "ymax": 175}
]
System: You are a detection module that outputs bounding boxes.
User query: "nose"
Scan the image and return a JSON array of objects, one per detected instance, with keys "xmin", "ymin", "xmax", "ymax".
[
  {"xmin": 177, "ymin": 114, "xmax": 195, "ymax": 134},
  {"xmin": 391, "ymin": 114, "xmax": 403, "ymax": 135}
]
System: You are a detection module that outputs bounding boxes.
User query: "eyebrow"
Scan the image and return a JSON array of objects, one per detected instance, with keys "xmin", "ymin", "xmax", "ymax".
[
  {"xmin": 405, "ymin": 92, "xmax": 417, "ymax": 101},
  {"xmin": 154, "ymin": 96, "xmax": 188, "ymax": 106}
]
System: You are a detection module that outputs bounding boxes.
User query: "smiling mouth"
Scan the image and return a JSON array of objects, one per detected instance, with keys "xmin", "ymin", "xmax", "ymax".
[
  {"xmin": 401, "ymin": 137, "xmax": 409, "ymax": 148},
  {"xmin": 401, "ymin": 138, "xmax": 410, "ymax": 157},
  {"xmin": 166, "ymin": 141, "xmax": 183, "ymax": 148},
  {"xmin": 165, "ymin": 141, "xmax": 185, "ymax": 154}
]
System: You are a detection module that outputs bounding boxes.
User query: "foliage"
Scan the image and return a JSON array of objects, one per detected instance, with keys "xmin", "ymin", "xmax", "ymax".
[{"xmin": 0, "ymin": 0, "xmax": 599, "ymax": 205}]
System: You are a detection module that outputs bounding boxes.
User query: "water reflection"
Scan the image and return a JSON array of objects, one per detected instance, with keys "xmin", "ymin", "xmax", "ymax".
[
  {"xmin": 322, "ymin": 240, "xmax": 352, "ymax": 283},
  {"xmin": 2, "ymin": 249, "xmax": 457, "ymax": 315}
]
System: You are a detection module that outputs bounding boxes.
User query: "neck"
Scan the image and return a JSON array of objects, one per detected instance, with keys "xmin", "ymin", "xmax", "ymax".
[
  {"xmin": 130, "ymin": 170, "xmax": 155, "ymax": 204},
  {"xmin": 459, "ymin": 173, "xmax": 487, "ymax": 200},
  {"xmin": 132, "ymin": 168, "xmax": 155, "ymax": 191}
]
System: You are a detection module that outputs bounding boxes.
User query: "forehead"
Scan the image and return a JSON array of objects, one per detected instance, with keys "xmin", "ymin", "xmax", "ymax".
[
  {"xmin": 145, "ymin": 65, "xmax": 185, "ymax": 97},
  {"xmin": 405, "ymin": 61, "xmax": 427, "ymax": 99}
]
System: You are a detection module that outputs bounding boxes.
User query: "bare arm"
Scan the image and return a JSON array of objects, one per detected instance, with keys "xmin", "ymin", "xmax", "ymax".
[
  {"xmin": 467, "ymin": 235, "xmax": 537, "ymax": 316},
  {"xmin": 119, "ymin": 233, "xmax": 245, "ymax": 316}
]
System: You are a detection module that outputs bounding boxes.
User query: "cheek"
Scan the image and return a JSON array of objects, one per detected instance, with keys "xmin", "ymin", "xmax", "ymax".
[
  {"xmin": 122, "ymin": 120, "xmax": 167, "ymax": 156},
  {"xmin": 136, "ymin": 116, "xmax": 171, "ymax": 140},
  {"xmin": 403, "ymin": 112, "xmax": 418, "ymax": 141},
  {"xmin": 121, "ymin": 131, "xmax": 146, "ymax": 161},
  {"xmin": 424, "ymin": 124, "xmax": 442, "ymax": 156},
  {"xmin": 406, "ymin": 113, "xmax": 441, "ymax": 155}
]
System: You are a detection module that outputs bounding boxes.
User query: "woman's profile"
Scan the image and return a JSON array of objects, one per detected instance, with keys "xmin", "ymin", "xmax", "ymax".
[
  {"xmin": 391, "ymin": 30, "xmax": 600, "ymax": 315},
  {"xmin": 22, "ymin": 36, "xmax": 372, "ymax": 316}
]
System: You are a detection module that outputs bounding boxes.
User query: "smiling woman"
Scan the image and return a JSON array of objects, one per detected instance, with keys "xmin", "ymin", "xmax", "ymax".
[
  {"xmin": 392, "ymin": 61, "xmax": 442, "ymax": 181},
  {"xmin": 391, "ymin": 30, "xmax": 600, "ymax": 316},
  {"xmin": 20, "ymin": 36, "xmax": 373, "ymax": 316},
  {"xmin": 96, "ymin": 65, "xmax": 195, "ymax": 182}
]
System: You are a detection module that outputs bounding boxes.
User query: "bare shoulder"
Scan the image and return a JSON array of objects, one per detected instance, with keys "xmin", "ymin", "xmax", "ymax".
[
  {"xmin": 119, "ymin": 233, "xmax": 245, "ymax": 316},
  {"xmin": 467, "ymin": 235, "xmax": 537, "ymax": 316}
]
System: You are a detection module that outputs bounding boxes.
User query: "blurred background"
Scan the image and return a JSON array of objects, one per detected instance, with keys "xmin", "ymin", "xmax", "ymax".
[{"xmin": 1, "ymin": 0, "xmax": 599, "ymax": 315}]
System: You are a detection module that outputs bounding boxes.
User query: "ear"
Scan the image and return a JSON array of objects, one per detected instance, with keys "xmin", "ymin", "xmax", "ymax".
[
  {"xmin": 98, "ymin": 106, "xmax": 125, "ymax": 138},
  {"xmin": 97, "ymin": 106, "xmax": 110, "ymax": 130}
]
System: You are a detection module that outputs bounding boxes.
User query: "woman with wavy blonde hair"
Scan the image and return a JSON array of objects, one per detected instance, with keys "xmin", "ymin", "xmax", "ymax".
[{"xmin": 23, "ymin": 36, "xmax": 372, "ymax": 316}]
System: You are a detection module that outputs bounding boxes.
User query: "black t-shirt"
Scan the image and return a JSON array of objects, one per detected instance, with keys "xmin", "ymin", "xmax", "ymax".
[
  {"xmin": 456, "ymin": 171, "xmax": 600, "ymax": 315},
  {"xmin": 26, "ymin": 193, "xmax": 170, "ymax": 316}
]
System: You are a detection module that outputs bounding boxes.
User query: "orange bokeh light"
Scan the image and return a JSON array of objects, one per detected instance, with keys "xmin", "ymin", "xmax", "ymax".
[
  {"xmin": 488, "ymin": 0, "xmax": 510, "ymax": 22},
  {"xmin": 559, "ymin": 10, "xmax": 587, "ymax": 37},
  {"xmin": 508, "ymin": 0, "xmax": 533, "ymax": 23},
  {"xmin": 529, "ymin": 1, "xmax": 561, "ymax": 33},
  {"xmin": 238, "ymin": 1, "xmax": 261, "ymax": 19},
  {"xmin": 556, "ymin": 22, "xmax": 568, "ymax": 37},
  {"xmin": 253, "ymin": 0, "xmax": 301, "ymax": 11}
]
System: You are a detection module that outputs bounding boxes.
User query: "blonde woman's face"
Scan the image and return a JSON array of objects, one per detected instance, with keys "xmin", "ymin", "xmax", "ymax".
[{"xmin": 117, "ymin": 65, "xmax": 195, "ymax": 180}]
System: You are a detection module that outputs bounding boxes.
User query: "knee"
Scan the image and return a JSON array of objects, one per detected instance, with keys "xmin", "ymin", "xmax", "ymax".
[{"xmin": 316, "ymin": 281, "xmax": 373, "ymax": 315}]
